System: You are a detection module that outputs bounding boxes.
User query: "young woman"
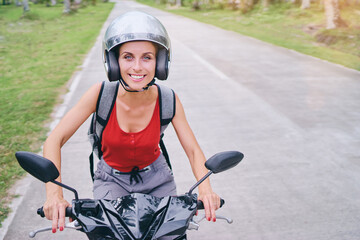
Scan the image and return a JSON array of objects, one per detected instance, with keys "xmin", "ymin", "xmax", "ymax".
[{"xmin": 43, "ymin": 11, "xmax": 220, "ymax": 235}]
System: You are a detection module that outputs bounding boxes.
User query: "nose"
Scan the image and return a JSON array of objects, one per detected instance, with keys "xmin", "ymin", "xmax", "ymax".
[{"xmin": 132, "ymin": 58, "xmax": 142, "ymax": 72}]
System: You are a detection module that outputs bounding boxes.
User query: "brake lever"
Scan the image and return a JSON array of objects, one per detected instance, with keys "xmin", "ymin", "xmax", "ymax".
[
  {"xmin": 217, "ymin": 215, "xmax": 233, "ymax": 224},
  {"xmin": 29, "ymin": 220, "xmax": 82, "ymax": 238}
]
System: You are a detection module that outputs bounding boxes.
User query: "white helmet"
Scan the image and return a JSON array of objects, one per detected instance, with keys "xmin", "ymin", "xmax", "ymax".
[{"xmin": 103, "ymin": 11, "xmax": 171, "ymax": 82}]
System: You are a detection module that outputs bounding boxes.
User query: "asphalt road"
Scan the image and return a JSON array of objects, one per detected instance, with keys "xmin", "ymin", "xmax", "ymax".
[{"xmin": 2, "ymin": 0, "xmax": 360, "ymax": 239}]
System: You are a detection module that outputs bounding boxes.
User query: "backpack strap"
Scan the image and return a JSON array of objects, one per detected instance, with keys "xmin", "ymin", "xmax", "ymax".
[
  {"xmin": 157, "ymin": 84, "xmax": 176, "ymax": 134},
  {"xmin": 95, "ymin": 81, "xmax": 119, "ymax": 141},
  {"xmin": 89, "ymin": 81, "xmax": 119, "ymax": 181},
  {"xmin": 156, "ymin": 84, "xmax": 176, "ymax": 170}
]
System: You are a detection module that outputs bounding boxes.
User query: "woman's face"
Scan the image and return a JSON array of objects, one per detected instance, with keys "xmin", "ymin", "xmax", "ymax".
[{"xmin": 118, "ymin": 41, "xmax": 157, "ymax": 91}]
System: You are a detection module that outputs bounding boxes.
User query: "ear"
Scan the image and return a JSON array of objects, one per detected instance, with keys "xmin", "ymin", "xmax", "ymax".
[
  {"xmin": 105, "ymin": 50, "xmax": 121, "ymax": 81},
  {"xmin": 155, "ymin": 48, "xmax": 169, "ymax": 80}
]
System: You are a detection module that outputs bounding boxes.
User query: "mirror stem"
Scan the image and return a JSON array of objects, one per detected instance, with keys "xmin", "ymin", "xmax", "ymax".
[
  {"xmin": 187, "ymin": 171, "xmax": 213, "ymax": 196},
  {"xmin": 51, "ymin": 180, "xmax": 79, "ymax": 201}
]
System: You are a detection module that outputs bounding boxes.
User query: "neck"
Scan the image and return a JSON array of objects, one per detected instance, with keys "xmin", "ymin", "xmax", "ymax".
[{"xmin": 117, "ymin": 84, "xmax": 156, "ymax": 106}]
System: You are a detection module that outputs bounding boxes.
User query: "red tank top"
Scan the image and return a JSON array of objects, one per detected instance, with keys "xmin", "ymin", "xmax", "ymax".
[{"xmin": 101, "ymin": 99, "xmax": 161, "ymax": 172}]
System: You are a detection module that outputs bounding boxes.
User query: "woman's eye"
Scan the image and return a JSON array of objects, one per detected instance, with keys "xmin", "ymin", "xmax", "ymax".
[{"xmin": 124, "ymin": 55, "xmax": 133, "ymax": 60}]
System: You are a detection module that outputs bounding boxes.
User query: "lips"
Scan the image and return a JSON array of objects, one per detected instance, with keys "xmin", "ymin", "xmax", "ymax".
[{"xmin": 129, "ymin": 74, "xmax": 145, "ymax": 82}]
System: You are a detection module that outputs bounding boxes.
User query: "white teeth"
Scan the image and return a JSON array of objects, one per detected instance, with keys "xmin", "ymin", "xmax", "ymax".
[{"xmin": 130, "ymin": 75, "xmax": 144, "ymax": 79}]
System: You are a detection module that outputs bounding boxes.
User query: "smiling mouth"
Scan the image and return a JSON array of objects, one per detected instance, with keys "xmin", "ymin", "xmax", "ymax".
[{"xmin": 129, "ymin": 74, "xmax": 145, "ymax": 81}]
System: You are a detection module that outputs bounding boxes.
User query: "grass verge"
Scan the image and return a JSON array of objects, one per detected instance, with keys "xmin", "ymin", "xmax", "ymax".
[
  {"xmin": 0, "ymin": 1, "xmax": 114, "ymax": 227},
  {"xmin": 137, "ymin": 0, "xmax": 360, "ymax": 71}
]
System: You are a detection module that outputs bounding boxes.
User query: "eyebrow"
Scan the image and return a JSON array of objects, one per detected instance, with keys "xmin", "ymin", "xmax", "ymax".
[{"xmin": 120, "ymin": 51, "xmax": 155, "ymax": 56}]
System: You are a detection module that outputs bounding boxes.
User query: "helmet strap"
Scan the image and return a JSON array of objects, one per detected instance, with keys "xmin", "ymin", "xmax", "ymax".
[{"xmin": 119, "ymin": 78, "xmax": 156, "ymax": 93}]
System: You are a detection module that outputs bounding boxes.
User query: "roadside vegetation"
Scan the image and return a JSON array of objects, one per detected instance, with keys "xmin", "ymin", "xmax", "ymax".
[
  {"xmin": 137, "ymin": 0, "xmax": 360, "ymax": 71},
  {"xmin": 0, "ymin": 1, "xmax": 114, "ymax": 226}
]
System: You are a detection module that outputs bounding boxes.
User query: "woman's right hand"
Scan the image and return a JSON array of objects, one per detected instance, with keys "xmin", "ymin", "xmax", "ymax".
[{"xmin": 43, "ymin": 195, "xmax": 71, "ymax": 233}]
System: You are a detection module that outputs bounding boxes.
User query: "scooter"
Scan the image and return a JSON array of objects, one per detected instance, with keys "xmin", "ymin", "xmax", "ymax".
[{"xmin": 15, "ymin": 150, "xmax": 244, "ymax": 239}]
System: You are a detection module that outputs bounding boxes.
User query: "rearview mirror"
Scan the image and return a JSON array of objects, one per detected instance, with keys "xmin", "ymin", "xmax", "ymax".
[
  {"xmin": 15, "ymin": 151, "xmax": 59, "ymax": 183},
  {"xmin": 187, "ymin": 151, "xmax": 244, "ymax": 196},
  {"xmin": 205, "ymin": 151, "xmax": 243, "ymax": 173}
]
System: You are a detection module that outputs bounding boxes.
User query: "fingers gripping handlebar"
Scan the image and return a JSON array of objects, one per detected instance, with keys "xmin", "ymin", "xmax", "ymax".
[
  {"xmin": 188, "ymin": 198, "xmax": 231, "ymax": 231},
  {"xmin": 37, "ymin": 206, "xmax": 73, "ymax": 218},
  {"xmin": 30, "ymin": 209, "xmax": 81, "ymax": 238},
  {"xmin": 197, "ymin": 198, "xmax": 225, "ymax": 210}
]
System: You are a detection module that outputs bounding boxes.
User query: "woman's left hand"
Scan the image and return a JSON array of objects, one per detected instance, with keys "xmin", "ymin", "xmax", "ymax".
[{"xmin": 198, "ymin": 188, "xmax": 221, "ymax": 222}]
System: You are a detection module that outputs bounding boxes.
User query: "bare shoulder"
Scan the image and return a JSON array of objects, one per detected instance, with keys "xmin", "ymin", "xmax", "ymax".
[
  {"xmin": 83, "ymin": 82, "xmax": 103, "ymax": 101},
  {"xmin": 75, "ymin": 82, "xmax": 103, "ymax": 112},
  {"xmin": 174, "ymin": 93, "xmax": 183, "ymax": 109},
  {"xmin": 89, "ymin": 82, "xmax": 103, "ymax": 95},
  {"xmin": 172, "ymin": 92, "xmax": 186, "ymax": 123}
]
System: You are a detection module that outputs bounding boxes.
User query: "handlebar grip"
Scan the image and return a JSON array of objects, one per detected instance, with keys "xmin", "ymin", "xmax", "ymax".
[
  {"xmin": 197, "ymin": 198, "xmax": 225, "ymax": 210},
  {"xmin": 220, "ymin": 198, "xmax": 225, "ymax": 207},
  {"xmin": 37, "ymin": 207, "xmax": 73, "ymax": 218},
  {"xmin": 37, "ymin": 207, "xmax": 45, "ymax": 218}
]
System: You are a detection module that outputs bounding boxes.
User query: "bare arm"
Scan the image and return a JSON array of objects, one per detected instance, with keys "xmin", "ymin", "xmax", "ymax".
[
  {"xmin": 171, "ymin": 94, "xmax": 220, "ymax": 222},
  {"xmin": 43, "ymin": 83, "xmax": 101, "ymax": 232}
]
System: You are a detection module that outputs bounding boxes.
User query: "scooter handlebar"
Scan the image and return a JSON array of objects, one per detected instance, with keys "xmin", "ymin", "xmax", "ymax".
[
  {"xmin": 36, "ymin": 198, "xmax": 224, "ymax": 216},
  {"xmin": 197, "ymin": 198, "xmax": 225, "ymax": 210},
  {"xmin": 36, "ymin": 197, "xmax": 224, "ymax": 218},
  {"xmin": 37, "ymin": 206, "xmax": 73, "ymax": 218}
]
